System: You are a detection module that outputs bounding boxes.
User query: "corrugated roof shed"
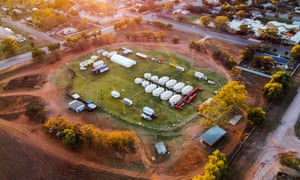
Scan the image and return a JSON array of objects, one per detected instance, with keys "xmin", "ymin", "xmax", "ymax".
[
  {"xmin": 155, "ymin": 141, "xmax": 167, "ymax": 155},
  {"xmin": 200, "ymin": 126, "xmax": 226, "ymax": 147}
]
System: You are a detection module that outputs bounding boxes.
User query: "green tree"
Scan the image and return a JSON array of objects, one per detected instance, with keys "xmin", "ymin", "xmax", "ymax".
[
  {"xmin": 32, "ymin": 48, "xmax": 46, "ymax": 61},
  {"xmin": 172, "ymin": 35, "xmax": 179, "ymax": 44},
  {"xmin": 214, "ymin": 16, "xmax": 229, "ymax": 31},
  {"xmin": 44, "ymin": 116, "xmax": 72, "ymax": 132},
  {"xmin": 270, "ymin": 71, "xmax": 290, "ymax": 88},
  {"xmin": 200, "ymin": 15, "xmax": 211, "ymax": 27},
  {"xmin": 200, "ymin": 81, "xmax": 248, "ymax": 127},
  {"xmin": 62, "ymin": 128, "xmax": 82, "ymax": 149},
  {"xmin": 238, "ymin": 24, "xmax": 251, "ymax": 35},
  {"xmin": 0, "ymin": 37, "xmax": 19, "ymax": 55},
  {"xmin": 47, "ymin": 42, "xmax": 60, "ymax": 51},
  {"xmin": 291, "ymin": 44, "xmax": 300, "ymax": 63},
  {"xmin": 25, "ymin": 103, "xmax": 46, "ymax": 122},
  {"xmin": 248, "ymin": 107, "xmax": 267, "ymax": 125},
  {"xmin": 263, "ymin": 82, "xmax": 283, "ymax": 100}
]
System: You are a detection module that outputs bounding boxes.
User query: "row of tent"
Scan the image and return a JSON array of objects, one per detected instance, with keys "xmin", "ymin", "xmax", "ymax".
[{"xmin": 139, "ymin": 73, "xmax": 194, "ymax": 95}]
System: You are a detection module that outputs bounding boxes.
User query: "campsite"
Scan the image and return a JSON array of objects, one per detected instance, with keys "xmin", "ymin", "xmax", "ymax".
[{"xmin": 58, "ymin": 46, "xmax": 226, "ymax": 130}]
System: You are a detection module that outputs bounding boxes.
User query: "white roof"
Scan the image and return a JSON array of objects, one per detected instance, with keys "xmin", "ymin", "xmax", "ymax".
[
  {"xmin": 229, "ymin": 115, "xmax": 243, "ymax": 126},
  {"xmin": 166, "ymin": 79, "xmax": 177, "ymax": 89},
  {"xmin": 173, "ymin": 82, "xmax": 185, "ymax": 92},
  {"xmin": 181, "ymin": 85, "xmax": 193, "ymax": 95},
  {"xmin": 111, "ymin": 90, "xmax": 120, "ymax": 98},
  {"xmin": 169, "ymin": 94, "xmax": 182, "ymax": 105},
  {"xmin": 158, "ymin": 76, "xmax": 170, "ymax": 86},
  {"xmin": 134, "ymin": 77, "xmax": 143, "ymax": 84},
  {"xmin": 151, "ymin": 75, "xmax": 159, "ymax": 83},
  {"xmin": 152, "ymin": 87, "xmax": 164, "ymax": 97},
  {"xmin": 145, "ymin": 84, "xmax": 157, "ymax": 93},
  {"xmin": 160, "ymin": 90, "xmax": 173, "ymax": 101},
  {"xmin": 142, "ymin": 80, "xmax": 150, "ymax": 87},
  {"xmin": 144, "ymin": 73, "xmax": 152, "ymax": 80},
  {"xmin": 110, "ymin": 54, "xmax": 136, "ymax": 68}
]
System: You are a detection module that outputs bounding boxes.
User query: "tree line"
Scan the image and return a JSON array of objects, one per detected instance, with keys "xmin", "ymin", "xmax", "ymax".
[{"xmin": 44, "ymin": 116, "xmax": 138, "ymax": 153}]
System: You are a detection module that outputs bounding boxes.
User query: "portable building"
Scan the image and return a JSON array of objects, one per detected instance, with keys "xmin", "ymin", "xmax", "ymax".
[
  {"xmin": 93, "ymin": 61, "xmax": 104, "ymax": 68},
  {"xmin": 71, "ymin": 93, "xmax": 80, "ymax": 100},
  {"xmin": 123, "ymin": 98, "xmax": 133, "ymax": 106},
  {"xmin": 176, "ymin": 66, "xmax": 184, "ymax": 72},
  {"xmin": 207, "ymin": 80, "xmax": 215, "ymax": 85},
  {"xmin": 166, "ymin": 79, "xmax": 177, "ymax": 89},
  {"xmin": 155, "ymin": 141, "xmax": 167, "ymax": 155},
  {"xmin": 136, "ymin": 52, "xmax": 148, "ymax": 59},
  {"xmin": 173, "ymin": 82, "xmax": 185, "ymax": 93},
  {"xmin": 200, "ymin": 126, "xmax": 226, "ymax": 147},
  {"xmin": 152, "ymin": 87, "xmax": 164, "ymax": 97},
  {"xmin": 181, "ymin": 85, "xmax": 193, "ymax": 95},
  {"xmin": 68, "ymin": 100, "xmax": 85, "ymax": 113},
  {"xmin": 110, "ymin": 54, "xmax": 136, "ymax": 68},
  {"xmin": 151, "ymin": 75, "xmax": 159, "ymax": 83},
  {"xmin": 158, "ymin": 76, "xmax": 170, "ymax": 86},
  {"xmin": 194, "ymin": 71, "xmax": 207, "ymax": 80},
  {"xmin": 92, "ymin": 64, "xmax": 109, "ymax": 74},
  {"xmin": 143, "ymin": 106, "xmax": 156, "ymax": 117},
  {"xmin": 111, "ymin": 90, "xmax": 120, "ymax": 98},
  {"xmin": 160, "ymin": 90, "xmax": 173, "ymax": 101},
  {"xmin": 144, "ymin": 73, "xmax": 152, "ymax": 80},
  {"xmin": 169, "ymin": 94, "xmax": 182, "ymax": 106},
  {"xmin": 134, "ymin": 77, "xmax": 143, "ymax": 84},
  {"xmin": 145, "ymin": 84, "xmax": 157, "ymax": 93}
]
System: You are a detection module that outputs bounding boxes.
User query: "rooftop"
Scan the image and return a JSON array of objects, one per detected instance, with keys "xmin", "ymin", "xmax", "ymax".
[{"xmin": 200, "ymin": 126, "xmax": 226, "ymax": 147}]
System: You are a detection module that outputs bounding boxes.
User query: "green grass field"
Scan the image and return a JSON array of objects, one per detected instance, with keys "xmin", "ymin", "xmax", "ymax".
[{"xmin": 58, "ymin": 48, "xmax": 227, "ymax": 130}]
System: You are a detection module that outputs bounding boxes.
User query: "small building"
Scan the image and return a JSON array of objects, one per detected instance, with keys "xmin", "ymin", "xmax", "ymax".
[
  {"xmin": 155, "ymin": 141, "xmax": 167, "ymax": 155},
  {"xmin": 68, "ymin": 100, "xmax": 85, "ymax": 113},
  {"xmin": 229, "ymin": 115, "xmax": 243, "ymax": 126},
  {"xmin": 200, "ymin": 126, "xmax": 226, "ymax": 147}
]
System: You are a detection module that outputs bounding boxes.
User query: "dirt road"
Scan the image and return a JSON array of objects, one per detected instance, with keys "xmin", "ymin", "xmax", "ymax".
[{"xmin": 246, "ymin": 87, "xmax": 300, "ymax": 179}]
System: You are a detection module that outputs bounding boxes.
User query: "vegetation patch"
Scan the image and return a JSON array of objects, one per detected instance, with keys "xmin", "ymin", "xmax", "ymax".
[
  {"xmin": 280, "ymin": 155, "xmax": 300, "ymax": 172},
  {"xmin": 4, "ymin": 74, "xmax": 46, "ymax": 90}
]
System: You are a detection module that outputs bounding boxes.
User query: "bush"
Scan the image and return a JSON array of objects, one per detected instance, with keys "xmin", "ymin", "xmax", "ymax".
[{"xmin": 25, "ymin": 103, "xmax": 46, "ymax": 122}]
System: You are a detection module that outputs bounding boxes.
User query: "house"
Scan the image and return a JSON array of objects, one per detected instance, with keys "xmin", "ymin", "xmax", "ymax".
[
  {"xmin": 155, "ymin": 141, "xmax": 167, "ymax": 155},
  {"xmin": 200, "ymin": 126, "xmax": 226, "ymax": 147}
]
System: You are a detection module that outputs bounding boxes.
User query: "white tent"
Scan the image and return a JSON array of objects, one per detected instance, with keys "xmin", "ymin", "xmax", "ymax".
[
  {"xmin": 169, "ymin": 94, "xmax": 182, "ymax": 106},
  {"xmin": 160, "ymin": 90, "xmax": 173, "ymax": 101},
  {"xmin": 181, "ymin": 85, "xmax": 193, "ymax": 95},
  {"xmin": 145, "ymin": 84, "xmax": 157, "ymax": 93},
  {"xmin": 166, "ymin": 79, "xmax": 177, "ymax": 89},
  {"xmin": 142, "ymin": 80, "xmax": 150, "ymax": 87},
  {"xmin": 144, "ymin": 73, "xmax": 152, "ymax": 80},
  {"xmin": 93, "ymin": 61, "xmax": 104, "ymax": 68},
  {"xmin": 151, "ymin": 75, "xmax": 159, "ymax": 83},
  {"xmin": 152, "ymin": 87, "xmax": 164, "ymax": 97},
  {"xmin": 173, "ymin": 82, "xmax": 185, "ymax": 93},
  {"xmin": 134, "ymin": 77, "xmax": 143, "ymax": 84},
  {"xmin": 110, "ymin": 54, "xmax": 136, "ymax": 68},
  {"xmin": 158, "ymin": 76, "xmax": 170, "ymax": 86},
  {"xmin": 111, "ymin": 90, "xmax": 120, "ymax": 98}
]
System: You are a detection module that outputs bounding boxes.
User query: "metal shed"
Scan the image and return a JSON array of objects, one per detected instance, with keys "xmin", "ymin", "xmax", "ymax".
[
  {"xmin": 200, "ymin": 126, "xmax": 226, "ymax": 147},
  {"xmin": 155, "ymin": 141, "xmax": 167, "ymax": 155}
]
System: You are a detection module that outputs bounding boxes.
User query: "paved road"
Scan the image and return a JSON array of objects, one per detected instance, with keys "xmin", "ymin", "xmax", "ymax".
[
  {"xmin": 142, "ymin": 14, "xmax": 251, "ymax": 46},
  {"xmin": 1, "ymin": 17, "xmax": 59, "ymax": 43},
  {"xmin": 247, "ymin": 87, "xmax": 300, "ymax": 179}
]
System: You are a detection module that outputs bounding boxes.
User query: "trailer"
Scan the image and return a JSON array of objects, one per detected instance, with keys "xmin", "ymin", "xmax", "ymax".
[
  {"xmin": 92, "ymin": 64, "xmax": 109, "ymax": 74},
  {"xmin": 136, "ymin": 52, "xmax": 148, "ymax": 59}
]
